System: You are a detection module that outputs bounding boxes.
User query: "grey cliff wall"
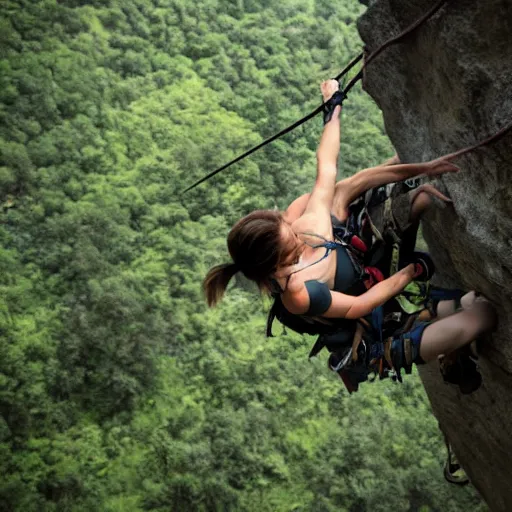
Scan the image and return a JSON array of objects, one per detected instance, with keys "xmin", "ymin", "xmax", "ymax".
[{"xmin": 357, "ymin": 1, "xmax": 512, "ymax": 510}]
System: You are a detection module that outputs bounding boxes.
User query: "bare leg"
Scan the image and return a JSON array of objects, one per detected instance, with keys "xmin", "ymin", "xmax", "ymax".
[
  {"xmin": 409, "ymin": 190, "xmax": 432, "ymax": 223},
  {"xmin": 435, "ymin": 291, "xmax": 478, "ymax": 320},
  {"xmin": 435, "ymin": 300, "xmax": 458, "ymax": 319},
  {"xmin": 409, "ymin": 191, "xmax": 475, "ymax": 321},
  {"xmin": 419, "ymin": 300, "xmax": 496, "ymax": 362},
  {"xmin": 407, "ymin": 184, "xmax": 453, "ymax": 225}
]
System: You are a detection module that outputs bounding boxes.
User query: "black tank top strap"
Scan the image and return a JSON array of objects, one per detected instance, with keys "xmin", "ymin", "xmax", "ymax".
[
  {"xmin": 334, "ymin": 246, "xmax": 367, "ymax": 296},
  {"xmin": 299, "ymin": 232, "xmax": 366, "ymax": 295},
  {"xmin": 277, "ymin": 232, "xmax": 366, "ymax": 296}
]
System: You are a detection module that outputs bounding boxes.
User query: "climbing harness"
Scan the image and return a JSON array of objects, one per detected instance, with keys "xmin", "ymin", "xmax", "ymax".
[
  {"xmin": 324, "ymin": 285, "xmax": 464, "ymax": 393},
  {"xmin": 265, "ymin": 182, "xmax": 465, "ymax": 393}
]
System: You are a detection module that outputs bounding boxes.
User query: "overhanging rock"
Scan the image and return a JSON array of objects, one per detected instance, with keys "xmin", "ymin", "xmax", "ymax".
[{"xmin": 358, "ymin": 1, "xmax": 512, "ymax": 510}]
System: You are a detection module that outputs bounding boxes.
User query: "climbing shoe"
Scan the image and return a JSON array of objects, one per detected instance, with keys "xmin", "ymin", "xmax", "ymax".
[
  {"xmin": 443, "ymin": 444, "xmax": 470, "ymax": 486},
  {"xmin": 411, "ymin": 251, "xmax": 435, "ymax": 281},
  {"xmin": 439, "ymin": 349, "xmax": 481, "ymax": 394}
]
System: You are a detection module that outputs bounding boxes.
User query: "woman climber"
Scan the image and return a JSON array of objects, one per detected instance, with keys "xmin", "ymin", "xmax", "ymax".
[{"xmin": 204, "ymin": 79, "xmax": 497, "ymax": 379}]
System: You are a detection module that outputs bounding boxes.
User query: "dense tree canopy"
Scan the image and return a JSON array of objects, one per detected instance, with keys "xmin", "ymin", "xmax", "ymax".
[{"xmin": 0, "ymin": 0, "xmax": 484, "ymax": 510}]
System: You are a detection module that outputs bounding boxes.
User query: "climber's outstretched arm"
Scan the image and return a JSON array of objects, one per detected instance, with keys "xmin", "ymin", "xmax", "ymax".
[
  {"xmin": 302, "ymin": 80, "xmax": 342, "ymax": 224},
  {"xmin": 283, "ymin": 160, "xmax": 455, "ymax": 224},
  {"xmin": 332, "ymin": 159, "xmax": 459, "ymax": 221},
  {"xmin": 283, "ymin": 78, "xmax": 342, "ymax": 226},
  {"xmin": 284, "ymin": 80, "xmax": 344, "ymax": 239}
]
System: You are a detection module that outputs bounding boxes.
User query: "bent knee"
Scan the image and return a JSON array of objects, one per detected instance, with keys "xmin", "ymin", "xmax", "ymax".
[
  {"xmin": 409, "ymin": 191, "xmax": 432, "ymax": 221},
  {"xmin": 460, "ymin": 291, "xmax": 477, "ymax": 310},
  {"xmin": 460, "ymin": 305, "xmax": 497, "ymax": 337},
  {"xmin": 411, "ymin": 190, "xmax": 432, "ymax": 210}
]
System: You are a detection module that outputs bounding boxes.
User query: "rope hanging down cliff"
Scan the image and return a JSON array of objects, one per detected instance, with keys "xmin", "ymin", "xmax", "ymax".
[{"xmin": 182, "ymin": 0, "xmax": 450, "ymax": 193}]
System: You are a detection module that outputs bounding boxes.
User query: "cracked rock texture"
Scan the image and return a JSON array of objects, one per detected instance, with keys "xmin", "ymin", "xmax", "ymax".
[{"xmin": 358, "ymin": 1, "xmax": 512, "ymax": 510}]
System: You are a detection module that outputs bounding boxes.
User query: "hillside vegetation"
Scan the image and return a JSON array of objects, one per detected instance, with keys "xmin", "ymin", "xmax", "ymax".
[{"xmin": 0, "ymin": 0, "xmax": 483, "ymax": 510}]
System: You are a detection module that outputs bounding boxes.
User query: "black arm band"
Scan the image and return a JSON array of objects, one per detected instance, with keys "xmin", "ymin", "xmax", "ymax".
[
  {"xmin": 305, "ymin": 280, "xmax": 332, "ymax": 316},
  {"xmin": 323, "ymin": 89, "xmax": 346, "ymax": 125}
]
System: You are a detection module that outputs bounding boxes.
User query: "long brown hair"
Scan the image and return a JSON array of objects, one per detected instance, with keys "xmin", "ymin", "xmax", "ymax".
[{"xmin": 203, "ymin": 210, "xmax": 299, "ymax": 306}]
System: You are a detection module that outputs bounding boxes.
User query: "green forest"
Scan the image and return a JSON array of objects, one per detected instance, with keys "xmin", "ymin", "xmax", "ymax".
[{"xmin": 0, "ymin": 0, "xmax": 485, "ymax": 510}]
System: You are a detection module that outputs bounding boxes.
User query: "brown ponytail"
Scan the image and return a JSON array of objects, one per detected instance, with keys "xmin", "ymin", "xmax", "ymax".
[
  {"xmin": 204, "ymin": 209, "xmax": 301, "ymax": 306},
  {"xmin": 203, "ymin": 262, "xmax": 239, "ymax": 307}
]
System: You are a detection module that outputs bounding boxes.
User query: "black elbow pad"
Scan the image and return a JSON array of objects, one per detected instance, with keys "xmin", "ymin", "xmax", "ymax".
[{"xmin": 305, "ymin": 280, "xmax": 332, "ymax": 316}]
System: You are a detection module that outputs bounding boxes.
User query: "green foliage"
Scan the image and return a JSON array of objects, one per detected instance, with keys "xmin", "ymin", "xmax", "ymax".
[{"xmin": 0, "ymin": 0, "xmax": 485, "ymax": 511}]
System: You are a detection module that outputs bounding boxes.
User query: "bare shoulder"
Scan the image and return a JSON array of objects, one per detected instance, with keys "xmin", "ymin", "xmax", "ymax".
[
  {"xmin": 283, "ymin": 193, "xmax": 311, "ymax": 224},
  {"xmin": 281, "ymin": 280, "xmax": 309, "ymax": 315},
  {"xmin": 291, "ymin": 212, "xmax": 333, "ymax": 240}
]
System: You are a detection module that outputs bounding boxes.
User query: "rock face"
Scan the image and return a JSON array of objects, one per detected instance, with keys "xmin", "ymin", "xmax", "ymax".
[{"xmin": 358, "ymin": 1, "xmax": 512, "ymax": 510}]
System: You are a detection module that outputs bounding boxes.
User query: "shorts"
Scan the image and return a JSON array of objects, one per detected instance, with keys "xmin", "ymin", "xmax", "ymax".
[{"xmin": 394, "ymin": 320, "xmax": 431, "ymax": 367}]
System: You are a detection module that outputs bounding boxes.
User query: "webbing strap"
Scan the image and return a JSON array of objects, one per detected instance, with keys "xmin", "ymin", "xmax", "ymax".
[{"xmin": 371, "ymin": 306, "xmax": 384, "ymax": 343}]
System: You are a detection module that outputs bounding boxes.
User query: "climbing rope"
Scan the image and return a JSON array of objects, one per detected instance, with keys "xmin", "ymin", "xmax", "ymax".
[
  {"xmin": 182, "ymin": 0, "xmax": 512, "ymax": 193},
  {"xmin": 182, "ymin": 1, "xmax": 450, "ymax": 193},
  {"xmin": 181, "ymin": 52, "xmax": 364, "ymax": 194},
  {"xmin": 436, "ymin": 119, "xmax": 512, "ymax": 161}
]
